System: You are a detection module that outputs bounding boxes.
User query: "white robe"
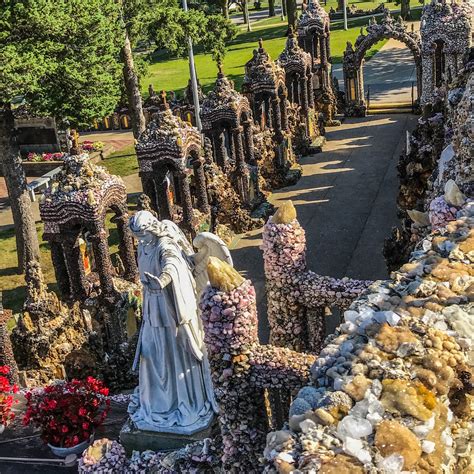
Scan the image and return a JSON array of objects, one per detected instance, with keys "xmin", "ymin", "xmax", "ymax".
[{"xmin": 128, "ymin": 235, "xmax": 217, "ymax": 434}]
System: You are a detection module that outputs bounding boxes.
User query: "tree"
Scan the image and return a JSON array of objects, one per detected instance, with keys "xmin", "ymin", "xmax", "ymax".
[
  {"xmin": 0, "ymin": 0, "xmax": 123, "ymax": 272},
  {"xmin": 268, "ymin": 0, "xmax": 276, "ymax": 16},
  {"xmin": 287, "ymin": 0, "xmax": 298, "ymax": 29},
  {"xmin": 148, "ymin": 7, "xmax": 237, "ymax": 62},
  {"xmin": 394, "ymin": 0, "xmax": 411, "ymax": 19}
]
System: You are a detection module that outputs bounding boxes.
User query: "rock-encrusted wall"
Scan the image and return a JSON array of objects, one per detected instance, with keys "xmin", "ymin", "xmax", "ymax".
[
  {"xmin": 263, "ymin": 64, "xmax": 474, "ymax": 474},
  {"xmin": 200, "ymin": 258, "xmax": 316, "ymax": 472}
]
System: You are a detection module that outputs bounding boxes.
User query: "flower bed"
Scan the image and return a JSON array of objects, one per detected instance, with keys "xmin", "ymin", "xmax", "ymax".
[
  {"xmin": 0, "ymin": 366, "xmax": 18, "ymax": 429},
  {"xmin": 23, "ymin": 377, "xmax": 110, "ymax": 448}
]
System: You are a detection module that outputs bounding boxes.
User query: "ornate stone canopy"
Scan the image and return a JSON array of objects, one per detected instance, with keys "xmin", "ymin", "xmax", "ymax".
[
  {"xmin": 136, "ymin": 107, "xmax": 202, "ymax": 174},
  {"xmin": 242, "ymin": 39, "xmax": 286, "ymax": 96},
  {"xmin": 40, "ymin": 154, "xmax": 127, "ymax": 235},
  {"xmin": 201, "ymin": 66, "xmax": 252, "ymax": 130},
  {"xmin": 277, "ymin": 29, "xmax": 312, "ymax": 77},
  {"xmin": 297, "ymin": 0, "xmax": 329, "ymax": 34}
]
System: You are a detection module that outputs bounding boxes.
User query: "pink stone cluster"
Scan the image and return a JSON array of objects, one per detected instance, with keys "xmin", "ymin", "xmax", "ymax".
[
  {"xmin": 262, "ymin": 218, "xmax": 372, "ymax": 353},
  {"xmin": 200, "ymin": 278, "xmax": 314, "ymax": 472},
  {"xmin": 428, "ymin": 196, "xmax": 458, "ymax": 230}
]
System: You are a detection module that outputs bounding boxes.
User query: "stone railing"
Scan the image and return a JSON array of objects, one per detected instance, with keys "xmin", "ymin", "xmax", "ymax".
[
  {"xmin": 200, "ymin": 258, "xmax": 316, "ymax": 472},
  {"xmin": 261, "ymin": 201, "xmax": 372, "ymax": 354}
]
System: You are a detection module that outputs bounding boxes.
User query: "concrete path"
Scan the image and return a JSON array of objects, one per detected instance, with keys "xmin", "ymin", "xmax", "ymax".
[
  {"xmin": 231, "ymin": 113, "xmax": 418, "ymax": 342},
  {"xmin": 332, "ymin": 22, "xmax": 420, "ymax": 104}
]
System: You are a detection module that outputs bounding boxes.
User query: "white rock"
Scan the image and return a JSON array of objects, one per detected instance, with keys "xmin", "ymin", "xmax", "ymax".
[
  {"xmin": 444, "ymin": 179, "xmax": 465, "ymax": 207},
  {"xmin": 441, "ymin": 429, "xmax": 453, "ymax": 447},
  {"xmin": 421, "ymin": 440, "xmax": 436, "ymax": 454},
  {"xmin": 377, "ymin": 454, "xmax": 404, "ymax": 473},
  {"xmin": 374, "ymin": 311, "xmax": 401, "ymax": 326},
  {"xmin": 337, "ymin": 415, "xmax": 373, "ymax": 439},
  {"xmin": 342, "ymin": 436, "xmax": 363, "ymax": 457},
  {"xmin": 300, "ymin": 418, "xmax": 317, "ymax": 434},
  {"xmin": 344, "ymin": 310, "xmax": 359, "ymax": 323}
]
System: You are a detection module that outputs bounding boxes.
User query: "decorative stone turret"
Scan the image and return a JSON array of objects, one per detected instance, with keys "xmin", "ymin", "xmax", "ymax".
[
  {"xmin": 201, "ymin": 64, "xmax": 263, "ymax": 207},
  {"xmin": 40, "ymin": 154, "xmax": 138, "ymax": 303},
  {"xmin": 278, "ymin": 27, "xmax": 324, "ymax": 152},
  {"xmin": 137, "ymin": 100, "xmax": 209, "ymax": 236},
  {"xmin": 297, "ymin": 0, "xmax": 338, "ymax": 124},
  {"xmin": 420, "ymin": 0, "xmax": 472, "ymax": 106},
  {"xmin": 242, "ymin": 39, "xmax": 293, "ymax": 175},
  {"xmin": 262, "ymin": 201, "xmax": 372, "ymax": 353}
]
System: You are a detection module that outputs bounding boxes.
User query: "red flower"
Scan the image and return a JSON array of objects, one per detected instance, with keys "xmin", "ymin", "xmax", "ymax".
[{"xmin": 23, "ymin": 377, "xmax": 110, "ymax": 447}]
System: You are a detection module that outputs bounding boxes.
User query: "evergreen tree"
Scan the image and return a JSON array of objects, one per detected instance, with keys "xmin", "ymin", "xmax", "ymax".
[{"xmin": 0, "ymin": 0, "xmax": 123, "ymax": 272}]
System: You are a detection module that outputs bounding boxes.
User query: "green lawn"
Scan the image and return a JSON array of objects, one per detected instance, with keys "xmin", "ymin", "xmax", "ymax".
[
  {"xmin": 143, "ymin": 19, "xmax": 386, "ymax": 98},
  {"xmin": 100, "ymin": 144, "xmax": 139, "ymax": 177}
]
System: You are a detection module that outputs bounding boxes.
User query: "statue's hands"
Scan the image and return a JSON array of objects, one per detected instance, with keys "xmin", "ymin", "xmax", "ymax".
[{"xmin": 144, "ymin": 272, "xmax": 163, "ymax": 290}]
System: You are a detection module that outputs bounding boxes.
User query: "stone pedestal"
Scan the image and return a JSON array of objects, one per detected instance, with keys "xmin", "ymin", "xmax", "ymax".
[{"xmin": 119, "ymin": 417, "xmax": 217, "ymax": 454}]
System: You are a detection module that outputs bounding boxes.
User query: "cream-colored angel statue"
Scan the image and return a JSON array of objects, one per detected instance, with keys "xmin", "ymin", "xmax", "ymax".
[{"xmin": 127, "ymin": 210, "xmax": 231, "ymax": 435}]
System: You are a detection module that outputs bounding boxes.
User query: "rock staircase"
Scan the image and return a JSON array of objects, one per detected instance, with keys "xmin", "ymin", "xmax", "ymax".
[{"xmin": 368, "ymin": 102, "xmax": 414, "ymax": 115}]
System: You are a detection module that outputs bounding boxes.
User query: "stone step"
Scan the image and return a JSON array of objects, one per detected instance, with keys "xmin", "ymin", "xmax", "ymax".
[
  {"xmin": 369, "ymin": 102, "xmax": 412, "ymax": 110},
  {"xmin": 368, "ymin": 108, "xmax": 414, "ymax": 115}
]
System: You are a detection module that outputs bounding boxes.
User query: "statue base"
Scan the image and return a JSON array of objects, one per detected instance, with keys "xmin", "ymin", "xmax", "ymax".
[{"xmin": 119, "ymin": 417, "xmax": 217, "ymax": 454}]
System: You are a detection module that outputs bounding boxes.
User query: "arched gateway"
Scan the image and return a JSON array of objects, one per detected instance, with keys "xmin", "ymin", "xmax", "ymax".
[{"xmin": 343, "ymin": 11, "xmax": 422, "ymax": 117}]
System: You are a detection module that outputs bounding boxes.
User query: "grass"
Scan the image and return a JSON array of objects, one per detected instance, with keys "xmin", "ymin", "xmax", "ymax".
[
  {"xmin": 100, "ymin": 144, "xmax": 139, "ymax": 177},
  {"xmin": 143, "ymin": 19, "xmax": 386, "ymax": 97}
]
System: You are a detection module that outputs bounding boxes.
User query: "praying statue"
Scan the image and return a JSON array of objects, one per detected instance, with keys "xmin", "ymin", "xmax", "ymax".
[{"xmin": 128, "ymin": 210, "xmax": 231, "ymax": 435}]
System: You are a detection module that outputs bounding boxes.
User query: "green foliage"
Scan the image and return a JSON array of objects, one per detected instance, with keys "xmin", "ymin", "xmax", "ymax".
[
  {"xmin": 148, "ymin": 7, "xmax": 237, "ymax": 60},
  {"xmin": 0, "ymin": 0, "xmax": 123, "ymax": 127}
]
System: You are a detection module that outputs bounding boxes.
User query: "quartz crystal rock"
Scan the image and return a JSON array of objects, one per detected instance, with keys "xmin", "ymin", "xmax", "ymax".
[
  {"xmin": 377, "ymin": 454, "xmax": 404, "ymax": 473},
  {"xmin": 337, "ymin": 415, "xmax": 373, "ymax": 439}
]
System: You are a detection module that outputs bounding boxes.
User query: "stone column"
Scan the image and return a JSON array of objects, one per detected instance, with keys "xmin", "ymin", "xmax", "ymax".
[
  {"xmin": 192, "ymin": 158, "xmax": 209, "ymax": 213},
  {"xmin": 242, "ymin": 120, "xmax": 255, "ymax": 164},
  {"xmin": 213, "ymin": 130, "xmax": 227, "ymax": 169},
  {"xmin": 279, "ymin": 94, "xmax": 288, "ymax": 132},
  {"xmin": 89, "ymin": 228, "xmax": 115, "ymax": 299},
  {"xmin": 50, "ymin": 240, "xmax": 71, "ymax": 298},
  {"xmin": 141, "ymin": 175, "xmax": 158, "ymax": 214},
  {"xmin": 232, "ymin": 127, "xmax": 250, "ymax": 203},
  {"xmin": 300, "ymin": 76, "xmax": 309, "ymax": 114},
  {"xmin": 62, "ymin": 235, "xmax": 88, "ymax": 301},
  {"xmin": 271, "ymin": 97, "xmax": 283, "ymax": 140},
  {"xmin": 177, "ymin": 170, "xmax": 194, "ymax": 236},
  {"xmin": 115, "ymin": 210, "xmax": 139, "ymax": 283},
  {"xmin": 156, "ymin": 174, "xmax": 173, "ymax": 221},
  {"xmin": 307, "ymin": 72, "xmax": 314, "ymax": 107}
]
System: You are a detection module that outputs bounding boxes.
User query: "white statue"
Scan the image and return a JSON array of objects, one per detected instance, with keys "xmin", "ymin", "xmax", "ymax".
[{"xmin": 128, "ymin": 210, "xmax": 231, "ymax": 435}]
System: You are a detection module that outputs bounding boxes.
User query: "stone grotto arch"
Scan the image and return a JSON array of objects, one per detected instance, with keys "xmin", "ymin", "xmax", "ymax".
[{"xmin": 343, "ymin": 11, "xmax": 422, "ymax": 117}]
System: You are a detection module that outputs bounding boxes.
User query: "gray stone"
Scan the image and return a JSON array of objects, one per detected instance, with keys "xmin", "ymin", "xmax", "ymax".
[{"xmin": 119, "ymin": 418, "xmax": 217, "ymax": 454}]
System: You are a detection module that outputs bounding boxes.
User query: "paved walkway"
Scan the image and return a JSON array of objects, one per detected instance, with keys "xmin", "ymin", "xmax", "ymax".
[
  {"xmin": 231, "ymin": 114, "xmax": 418, "ymax": 341},
  {"xmin": 332, "ymin": 22, "xmax": 420, "ymax": 105}
]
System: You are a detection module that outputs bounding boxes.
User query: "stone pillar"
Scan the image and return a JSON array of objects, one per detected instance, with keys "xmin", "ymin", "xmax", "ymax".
[
  {"xmin": 242, "ymin": 120, "xmax": 255, "ymax": 164},
  {"xmin": 213, "ymin": 130, "xmax": 227, "ymax": 170},
  {"xmin": 0, "ymin": 309, "xmax": 19, "ymax": 385},
  {"xmin": 115, "ymin": 211, "xmax": 139, "ymax": 283},
  {"xmin": 156, "ymin": 174, "xmax": 173, "ymax": 221},
  {"xmin": 178, "ymin": 170, "xmax": 194, "ymax": 236},
  {"xmin": 62, "ymin": 235, "xmax": 88, "ymax": 301},
  {"xmin": 193, "ymin": 158, "xmax": 210, "ymax": 213},
  {"xmin": 141, "ymin": 175, "xmax": 158, "ymax": 214},
  {"xmin": 232, "ymin": 127, "xmax": 250, "ymax": 203},
  {"xmin": 89, "ymin": 228, "xmax": 115, "ymax": 299},
  {"xmin": 300, "ymin": 76, "xmax": 309, "ymax": 114},
  {"xmin": 279, "ymin": 93, "xmax": 289, "ymax": 132},
  {"xmin": 271, "ymin": 97, "xmax": 283, "ymax": 140},
  {"xmin": 50, "ymin": 240, "xmax": 71, "ymax": 298},
  {"xmin": 307, "ymin": 72, "xmax": 314, "ymax": 107}
]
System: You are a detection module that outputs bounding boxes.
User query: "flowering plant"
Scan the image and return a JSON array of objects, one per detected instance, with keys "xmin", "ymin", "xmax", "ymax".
[
  {"xmin": 26, "ymin": 152, "xmax": 64, "ymax": 162},
  {"xmin": 23, "ymin": 377, "xmax": 110, "ymax": 448},
  {"xmin": 81, "ymin": 141, "xmax": 104, "ymax": 152},
  {"xmin": 0, "ymin": 366, "xmax": 18, "ymax": 427}
]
